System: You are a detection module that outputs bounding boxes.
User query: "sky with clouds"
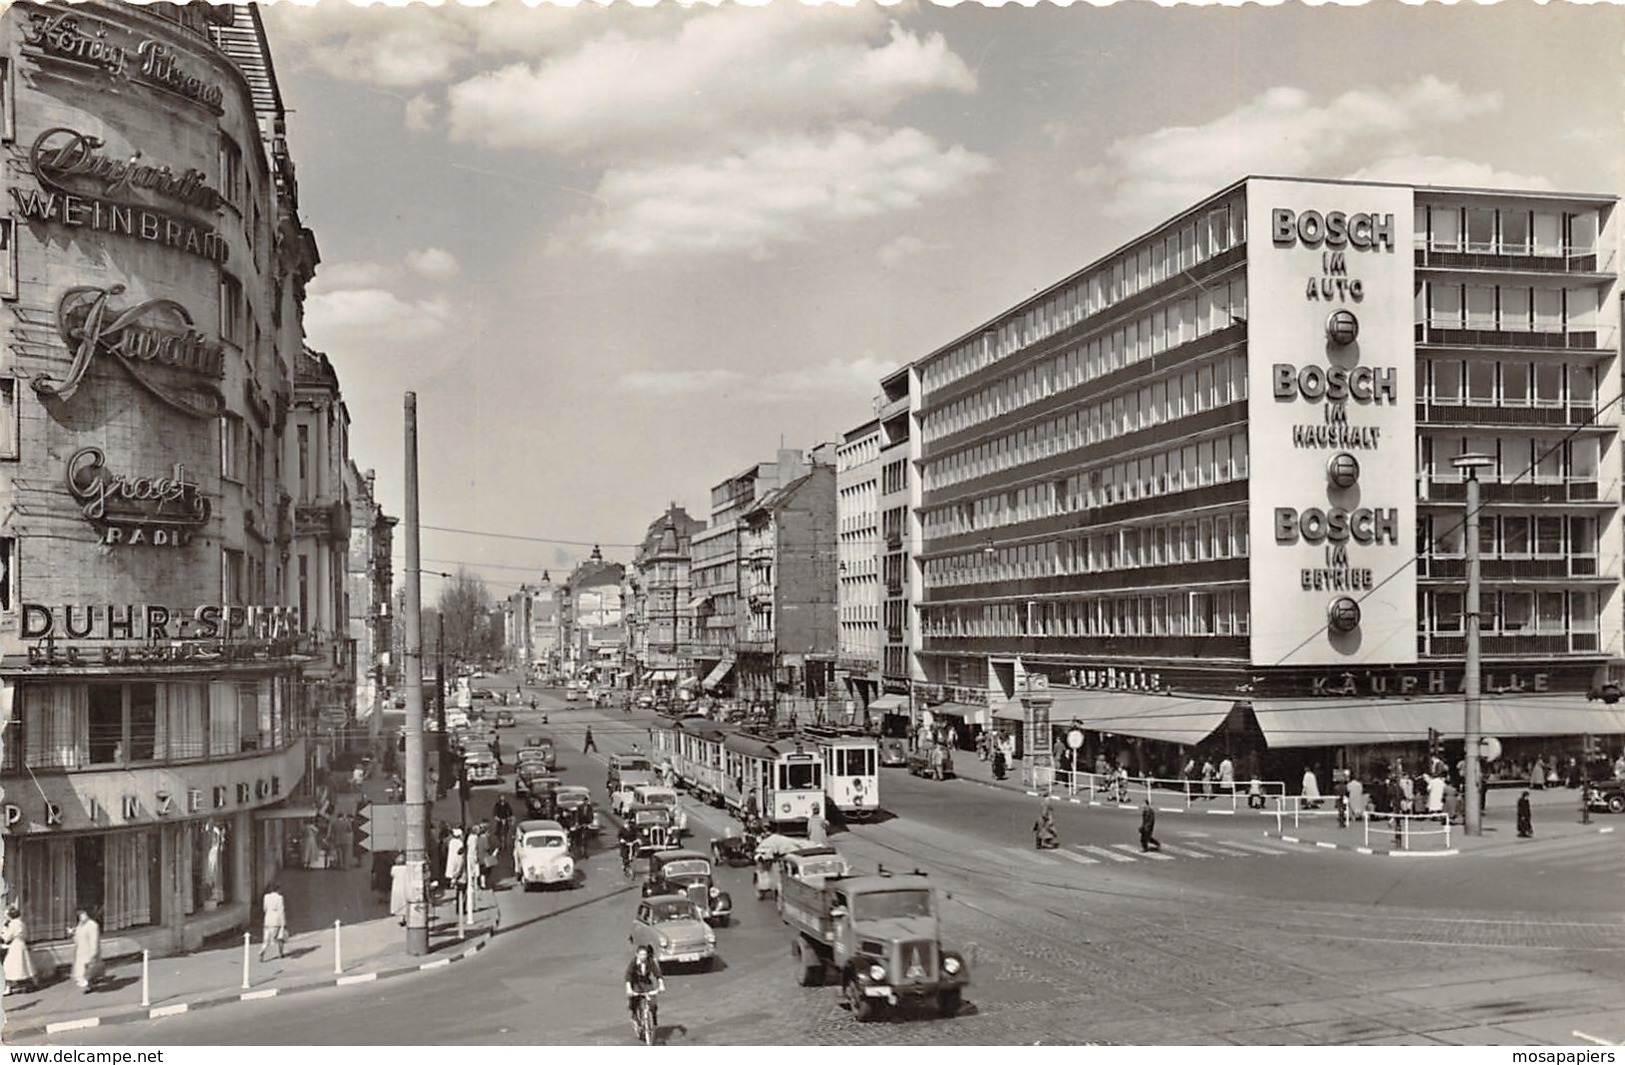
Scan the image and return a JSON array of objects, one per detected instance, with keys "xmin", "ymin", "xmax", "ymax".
[{"xmin": 259, "ymin": 0, "xmax": 1624, "ymax": 599}]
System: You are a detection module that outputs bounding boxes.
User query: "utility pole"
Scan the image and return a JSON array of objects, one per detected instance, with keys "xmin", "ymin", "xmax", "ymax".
[
  {"xmin": 1455, "ymin": 453, "xmax": 1494, "ymax": 837},
  {"xmin": 401, "ymin": 393, "xmax": 429, "ymax": 953},
  {"xmin": 436, "ymin": 613, "xmax": 449, "ymax": 799}
]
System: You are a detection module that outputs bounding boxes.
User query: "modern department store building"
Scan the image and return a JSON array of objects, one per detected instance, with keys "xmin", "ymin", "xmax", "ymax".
[
  {"xmin": 911, "ymin": 175, "xmax": 1625, "ymax": 782},
  {"xmin": 0, "ymin": 3, "xmax": 323, "ymax": 961}
]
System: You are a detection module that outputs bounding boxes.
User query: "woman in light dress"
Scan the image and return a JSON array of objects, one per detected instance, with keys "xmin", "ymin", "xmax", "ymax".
[
  {"xmin": 2, "ymin": 904, "xmax": 37, "ymax": 994},
  {"xmin": 70, "ymin": 908, "xmax": 101, "ymax": 992}
]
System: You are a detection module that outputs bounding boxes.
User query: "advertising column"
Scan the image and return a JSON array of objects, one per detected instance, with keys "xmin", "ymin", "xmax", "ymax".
[{"xmin": 1246, "ymin": 180, "xmax": 1417, "ymax": 668}]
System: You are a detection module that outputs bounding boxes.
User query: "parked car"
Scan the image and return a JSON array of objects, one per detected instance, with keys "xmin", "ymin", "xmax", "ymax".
[
  {"xmin": 630, "ymin": 895, "xmax": 715, "ymax": 969},
  {"xmin": 879, "ymin": 740, "xmax": 909, "ymax": 768},
  {"xmin": 636, "ymin": 693, "xmax": 656, "ymax": 709},
  {"xmin": 513, "ymin": 819, "xmax": 575, "ymax": 890},
  {"xmin": 641, "ymin": 849, "xmax": 732, "ymax": 927},
  {"xmin": 564, "ymin": 688, "xmax": 579, "ymax": 702},
  {"xmin": 1585, "ymin": 782, "xmax": 1625, "ymax": 814},
  {"xmin": 495, "ymin": 709, "xmax": 516, "ymax": 728},
  {"xmin": 471, "ymin": 688, "xmax": 495, "ymax": 701},
  {"xmin": 463, "ymin": 749, "xmax": 499, "ymax": 785}
]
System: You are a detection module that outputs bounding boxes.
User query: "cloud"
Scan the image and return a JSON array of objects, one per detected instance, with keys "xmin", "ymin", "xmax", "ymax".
[
  {"xmin": 262, "ymin": 2, "xmax": 474, "ymax": 89},
  {"xmin": 404, "ymin": 94, "xmax": 438, "ymax": 134},
  {"xmin": 445, "ymin": 9, "xmax": 974, "ymax": 157},
  {"xmin": 304, "ymin": 288, "xmax": 452, "ymax": 349},
  {"xmin": 622, "ymin": 356, "xmax": 896, "ymax": 401},
  {"xmin": 1347, "ymin": 155, "xmax": 1553, "ymax": 192},
  {"xmin": 406, "ymin": 247, "xmax": 462, "ymax": 280},
  {"xmin": 579, "ymin": 127, "xmax": 994, "ymax": 260},
  {"xmin": 1078, "ymin": 78, "xmax": 1503, "ymax": 221},
  {"xmin": 876, "ymin": 234, "xmax": 942, "ymax": 268},
  {"xmin": 312, "ymin": 260, "xmax": 392, "ymax": 290}
]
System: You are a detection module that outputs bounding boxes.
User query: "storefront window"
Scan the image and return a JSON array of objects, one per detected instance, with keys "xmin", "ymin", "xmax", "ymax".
[
  {"xmin": 87, "ymin": 685, "xmax": 123, "ymax": 764},
  {"xmin": 128, "ymin": 684, "xmax": 158, "ymax": 762}
]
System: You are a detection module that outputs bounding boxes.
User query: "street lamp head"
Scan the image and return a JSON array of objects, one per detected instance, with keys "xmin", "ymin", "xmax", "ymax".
[{"xmin": 1450, "ymin": 453, "xmax": 1495, "ymax": 478}]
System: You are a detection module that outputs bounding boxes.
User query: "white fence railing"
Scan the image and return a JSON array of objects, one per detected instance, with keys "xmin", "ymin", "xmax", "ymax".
[{"xmin": 1042, "ymin": 769, "xmax": 1292, "ymax": 813}]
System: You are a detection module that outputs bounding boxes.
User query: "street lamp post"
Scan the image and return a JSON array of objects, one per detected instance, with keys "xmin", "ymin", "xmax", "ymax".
[{"xmin": 1453, "ymin": 452, "xmax": 1495, "ymax": 837}]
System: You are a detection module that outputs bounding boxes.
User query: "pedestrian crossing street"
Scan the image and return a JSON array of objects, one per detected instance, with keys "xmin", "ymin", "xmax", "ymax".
[{"xmin": 1003, "ymin": 834, "xmax": 1302, "ymax": 868}]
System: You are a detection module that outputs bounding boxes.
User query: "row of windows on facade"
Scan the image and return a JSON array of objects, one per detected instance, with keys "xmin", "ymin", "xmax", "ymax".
[
  {"xmin": 2, "ymin": 679, "xmax": 293, "ymax": 771},
  {"xmin": 921, "ymin": 588, "xmax": 1252, "ymax": 640},
  {"xmin": 1415, "ymin": 204, "xmax": 1602, "ymax": 259},
  {"xmin": 923, "ymin": 429, "xmax": 1250, "ymax": 542},
  {"xmin": 922, "ymin": 277, "xmax": 1248, "ymax": 444},
  {"xmin": 1419, "ymin": 589, "xmax": 1601, "ymax": 638},
  {"xmin": 219, "ymin": 414, "xmax": 330, "ymax": 504},
  {"xmin": 926, "ymin": 353, "xmax": 1249, "ymax": 492},
  {"xmin": 1417, "ymin": 436, "xmax": 1602, "ymax": 484},
  {"xmin": 15, "ymin": 817, "xmax": 236, "ymax": 943},
  {"xmin": 836, "ymin": 435, "xmax": 881, "ymax": 472},
  {"xmin": 926, "ymin": 509, "xmax": 1250, "ymax": 589},
  {"xmin": 1419, "ymin": 514, "xmax": 1598, "ymax": 563},
  {"xmin": 1417, "ymin": 359, "xmax": 1598, "ymax": 409},
  {"xmin": 1417, "ymin": 282, "xmax": 1608, "ymax": 338},
  {"xmin": 920, "ymin": 199, "xmax": 1244, "ymax": 398}
]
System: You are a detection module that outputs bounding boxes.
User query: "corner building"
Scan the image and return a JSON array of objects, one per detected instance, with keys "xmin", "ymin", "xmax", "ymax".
[
  {"xmin": 915, "ymin": 176, "xmax": 1624, "ymax": 781},
  {"xmin": 0, "ymin": 3, "xmax": 326, "ymax": 961}
]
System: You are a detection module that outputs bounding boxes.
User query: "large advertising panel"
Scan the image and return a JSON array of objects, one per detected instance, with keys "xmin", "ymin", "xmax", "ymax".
[{"xmin": 1247, "ymin": 179, "xmax": 1416, "ymax": 667}]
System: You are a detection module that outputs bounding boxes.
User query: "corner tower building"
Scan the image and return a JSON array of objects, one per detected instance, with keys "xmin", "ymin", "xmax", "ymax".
[{"xmin": 913, "ymin": 176, "xmax": 1623, "ymax": 782}]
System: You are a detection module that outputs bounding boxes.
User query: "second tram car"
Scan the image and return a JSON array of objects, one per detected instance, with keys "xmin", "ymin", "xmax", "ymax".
[
  {"xmin": 722, "ymin": 733, "xmax": 823, "ymax": 831},
  {"xmin": 812, "ymin": 733, "xmax": 880, "ymax": 821}
]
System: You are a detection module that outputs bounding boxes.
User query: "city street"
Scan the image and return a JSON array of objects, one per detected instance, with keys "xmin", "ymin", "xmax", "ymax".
[{"xmin": 58, "ymin": 674, "xmax": 1625, "ymax": 1047}]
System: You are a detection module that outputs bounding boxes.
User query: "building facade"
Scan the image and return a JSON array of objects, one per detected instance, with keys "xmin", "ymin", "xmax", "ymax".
[
  {"xmin": 836, "ymin": 420, "xmax": 882, "ymax": 710},
  {"xmin": 0, "ymin": 2, "xmax": 335, "ymax": 959},
  {"xmin": 344, "ymin": 464, "xmax": 394, "ymax": 747},
  {"xmin": 911, "ymin": 176, "xmax": 1624, "ymax": 780},
  {"xmin": 556, "ymin": 547, "xmax": 625, "ymax": 682},
  {"xmin": 625, "ymin": 505, "xmax": 704, "ymax": 691},
  {"xmin": 876, "ymin": 364, "xmax": 924, "ymax": 731}
]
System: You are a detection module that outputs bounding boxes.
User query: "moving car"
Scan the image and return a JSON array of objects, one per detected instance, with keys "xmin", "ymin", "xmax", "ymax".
[
  {"xmin": 515, "ymin": 762, "xmax": 558, "ymax": 797},
  {"xmin": 471, "ymin": 688, "xmax": 495, "ymax": 702},
  {"xmin": 513, "ymin": 819, "xmax": 575, "ymax": 890},
  {"xmin": 607, "ymin": 753, "xmax": 654, "ymax": 794},
  {"xmin": 520, "ymin": 736, "xmax": 557, "ymax": 771},
  {"xmin": 1585, "ymin": 782, "xmax": 1625, "ymax": 814},
  {"xmin": 641, "ymin": 849, "xmax": 732, "ymax": 927},
  {"xmin": 879, "ymin": 740, "xmax": 909, "ymax": 768},
  {"xmin": 555, "ymin": 785, "xmax": 598, "ymax": 831},
  {"xmin": 495, "ymin": 709, "xmax": 516, "ymax": 728},
  {"xmin": 463, "ymin": 748, "xmax": 499, "ymax": 785},
  {"xmin": 629, "ymin": 804, "xmax": 679, "ymax": 856},
  {"xmin": 610, "ymin": 774, "xmax": 657, "ymax": 816},
  {"xmin": 630, "ymin": 895, "xmax": 716, "ymax": 969},
  {"xmin": 564, "ymin": 688, "xmax": 579, "ymax": 702}
]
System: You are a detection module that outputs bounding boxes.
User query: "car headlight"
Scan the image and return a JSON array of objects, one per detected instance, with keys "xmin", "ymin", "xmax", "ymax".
[
  {"xmin": 811, "ymin": 803, "xmax": 821, "ymax": 816},
  {"xmin": 868, "ymin": 962, "xmax": 887, "ymax": 982},
  {"xmin": 943, "ymin": 956, "xmax": 961, "ymax": 975},
  {"xmin": 561, "ymin": 859, "xmax": 573, "ymax": 875},
  {"xmin": 704, "ymin": 929, "xmax": 716, "ymax": 944},
  {"xmin": 657, "ymin": 933, "xmax": 670, "ymax": 947},
  {"xmin": 708, "ymin": 886, "xmax": 720, "ymax": 898}
]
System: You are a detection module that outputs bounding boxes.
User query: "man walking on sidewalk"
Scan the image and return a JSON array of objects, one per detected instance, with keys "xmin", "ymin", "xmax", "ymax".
[
  {"xmin": 259, "ymin": 884, "xmax": 287, "ymax": 961},
  {"xmin": 1139, "ymin": 800, "xmax": 1161, "ymax": 853}
]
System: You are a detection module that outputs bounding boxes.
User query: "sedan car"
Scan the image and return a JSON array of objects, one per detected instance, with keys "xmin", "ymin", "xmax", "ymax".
[
  {"xmin": 1585, "ymin": 782, "xmax": 1625, "ymax": 814},
  {"xmin": 554, "ymin": 785, "xmax": 599, "ymax": 831},
  {"xmin": 641, "ymin": 849, "xmax": 732, "ymax": 927},
  {"xmin": 879, "ymin": 740, "xmax": 909, "ymax": 768},
  {"xmin": 630, "ymin": 895, "xmax": 715, "ymax": 969},
  {"xmin": 629, "ymin": 804, "xmax": 679, "ymax": 856},
  {"xmin": 564, "ymin": 688, "xmax": 579, "ymax": 702},
  {"xmin": 513, "ymin": 819, "xmax": 575, "ymax": 890},
  {"xmin": 463, "ymin": 749, "xmax": 499, "ymax": 785},
  {"xmin": 515, "ymin": 762, "xmax": 558, "ymax": 796},
  {"xmin": 494, "ymin": 709, "xmax": 516, "ymax": 728}
]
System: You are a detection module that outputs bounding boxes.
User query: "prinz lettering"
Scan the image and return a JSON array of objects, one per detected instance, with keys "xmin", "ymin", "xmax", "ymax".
[
  {"xmin": 3, "ymin": 775, "xmax": 282, "ymax": 832},
  {"xmin": 1272, "ymin": 208, "xmax": 1395, "ymax": 251}
]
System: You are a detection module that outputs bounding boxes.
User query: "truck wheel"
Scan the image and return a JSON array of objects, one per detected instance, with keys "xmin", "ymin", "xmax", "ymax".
[
  {"xmin": 844, "ymin": 976, "xmax": 876, "ymax": 1021},
  {"xmin": 1609, "ymin": 794, "xmax": 1624, "ymax": 815},
  {"xmin": 792, "ymin": 940, "xmax": 821, "ymax": 987},
  {"xmin": 937, "ymin": 988, "xmax": 962, "ymax": 1017}
]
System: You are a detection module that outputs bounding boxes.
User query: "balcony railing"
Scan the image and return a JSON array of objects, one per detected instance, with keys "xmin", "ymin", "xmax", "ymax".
[
  {"xmin": 1415, "ymin": 323, "xmax": 1615, "ymax": 351},
  {"xmin": 1413, "ymin": 244, "xmax": 1616, "ymax": 275},
  {"xmin": 1419, "ymin": 632, "xmax": 1600, "ymax": 657},
  {"xmin": 1422, "ymin": 478, "xmax": 1609, "ymax": 505},
  {"xmin": 1418, "ymin": 556, "xmax": 1601, "ymax": 581},
  {"xmin": 1415, "ymin": 403, "xmax": 1597, "ymax": 427}
]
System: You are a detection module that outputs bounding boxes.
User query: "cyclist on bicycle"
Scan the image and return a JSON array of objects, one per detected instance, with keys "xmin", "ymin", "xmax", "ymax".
[
  {"xmin": 492, "ymin": 793, "xmax": 515, "ymax": 853},
  {"xmin": 618, "ymin": 817, "xmax": 640, "ymax": 873},
  {"xmin": 625, "ymin": 944, "xmax": 665, "ymax": 1033}
]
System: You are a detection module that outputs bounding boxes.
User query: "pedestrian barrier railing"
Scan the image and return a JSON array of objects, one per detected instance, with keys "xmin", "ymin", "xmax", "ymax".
[
  {"xmin": 1050, "ymin": 769, "xmax": 1292, "ymax": 814},
  {"xmin": 1362, "ymin": 810, "xmax": 1453, "ymax": 851},
  {"xmin": 1272, "ymin": 795, "xmax": 1347, "ymax": 829}
]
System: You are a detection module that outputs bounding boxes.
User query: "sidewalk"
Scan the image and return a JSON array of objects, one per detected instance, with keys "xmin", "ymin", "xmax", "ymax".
[
  {"xmin": 939, "ymin": 745, "xmax": 1617, "ymax": 857},
  {"xmin": 1, "ymin": 773, "xmax": 500, "ymax": 1043}
]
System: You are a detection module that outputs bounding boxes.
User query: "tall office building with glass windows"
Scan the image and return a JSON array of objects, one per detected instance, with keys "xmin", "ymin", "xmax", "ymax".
[{"xmin": 909, "ymin": 176, "xmax": 1623, "ymax": 784}]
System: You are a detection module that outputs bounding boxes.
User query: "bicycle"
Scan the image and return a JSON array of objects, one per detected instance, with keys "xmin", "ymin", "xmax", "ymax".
[
  {"xmin": 632, "ymin": 990, "xmax": 659, "ymax": 1045},
  {"xmin": 621, "ymin": 842, "xmax": 637, "ymax": 880}
]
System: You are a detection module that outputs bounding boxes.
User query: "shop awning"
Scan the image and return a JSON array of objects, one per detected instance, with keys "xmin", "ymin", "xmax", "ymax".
[
  {"xmin": 645, "ymin": 669, "xmax": 677, "ymax": 682},
  {"xmin": 993, "ymin": 702, "xmax": 1026, "ymax": 722},
  {"xmin": 688, "ymin": 594, "xmax": 714, "ymax": 611},
  {"xmin": 676, "ymin": 676, "xmax": 699, "ymax": 690},
  {"xmin": 1046, "ymin": 690, "xmax": 1233, "ymax": 746},
  {"xmin": 1248, "ymin": 695, "xmax": 1625, "ymax": 749},
  {"xmin": 867, "ymin": 695, "xmax": 906, "ymax": 715},
  {"xmin": 925, "ymin": 702, "xmax": 988, "ymax": 727},
  {"xmin": 703, "ymin": 658, "xmax": 735, "ymax": 690}
]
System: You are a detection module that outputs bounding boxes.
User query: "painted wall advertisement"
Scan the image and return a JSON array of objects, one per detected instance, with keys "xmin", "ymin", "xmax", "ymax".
[{"xmin": 1247, "ymin": 179, "xmax": 1417, "ymax": 667}]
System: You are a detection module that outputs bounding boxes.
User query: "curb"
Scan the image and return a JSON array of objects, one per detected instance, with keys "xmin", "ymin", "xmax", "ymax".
[{"xmin": 7, "ymin": 927, "xmax": 495, "ymax": 1042}]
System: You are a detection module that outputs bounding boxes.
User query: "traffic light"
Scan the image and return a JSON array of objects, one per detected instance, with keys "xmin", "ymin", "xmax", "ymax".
[{"xmin": 1427, "ymin": 727, "xmax": 1441, "ymax": 758}]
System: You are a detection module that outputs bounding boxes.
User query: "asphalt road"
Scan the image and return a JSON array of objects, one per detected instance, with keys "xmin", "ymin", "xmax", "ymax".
[{"xmin": 52, "ymin": 671, "xmax": 1625, "ymax": 1046}]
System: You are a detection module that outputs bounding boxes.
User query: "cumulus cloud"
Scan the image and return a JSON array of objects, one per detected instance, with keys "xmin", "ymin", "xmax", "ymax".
[
  {"xmin": 876, "ymin": 235, "xmax": 942, "ymax": 268},
  {"xmin": 406, "ymin": 247, "xmax": 462, "ymax": 280},
  {"xmin": 305, "ymin": 288, "xmax": 452, "ymax": 349},
  {"xmin": 404, "ymin": 94, "xmax": 438, "ymax": 134},
  {"xmin": 312, "ymin": 260, "xmax": 392, "ymax": 291},
  {"xmin": 445, "ymin": 9, "xmax": 974, "ymax": 157},
  {"xmin": 1078, "ymin": 78, "xmax": 1504, "ymax": 222},
  {"xmin": 579, "ymin": 127, "xmax": 993, "ymax": 260},
  {"xmin": 262, "ymin": 2, "xmax": 472, "ymax": 89},
  {"xmin": 622, "ymin": 356, "xmax": 896, "ymax": 401},
  {"xmin": 1347, "ymin": 155, "xmax": 1553, "ymax": 192}
]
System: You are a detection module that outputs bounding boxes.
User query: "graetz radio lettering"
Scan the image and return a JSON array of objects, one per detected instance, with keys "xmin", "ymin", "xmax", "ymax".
[
  {"xmin": 1272, "ymin": 208, "xmax": 1395, "ymax": 252},
  {"xmin": 1274, "ymin": 507, "xmax": 1400, "ymax": 546},
  {"xmin": 1273, "ymin": 364, "xmax": 1398, "ymax": 404}
]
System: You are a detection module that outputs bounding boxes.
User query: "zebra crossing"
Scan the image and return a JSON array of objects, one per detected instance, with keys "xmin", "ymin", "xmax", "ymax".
[
  {"xmin": 1496, "ymin": 832, "xmax": 1624, "ymax": 877},
  {"xmin": 1009, "ymin": 835, "xmax": 1301, "ymax": 868}
]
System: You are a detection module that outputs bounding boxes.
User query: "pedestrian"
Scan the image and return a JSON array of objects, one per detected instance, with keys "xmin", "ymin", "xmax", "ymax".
[
  {"xmin": 69, "ymin": 908, "xmax": 101, "ymax": 993},
  {"xmin": 583, "ymin": 726, "xmax": 597, "ymax": 754},
  {"xmin": 435, "ymin": 822, "xmax": 452, "ymax": 891},
  {"xmin": 1347, "ymin": 775, "xmax": 1366, "ymax": 818},
  {"xmin": 445, "ymin": 828, "xmax": 466, "ymax": 889},
  {"xmin": 1218, "ymin": 755, "xmax": 1235, "ymax": 795},
  {"xmin": 1426, "ymin": 774, "xmax": 1446, "ymax": 816},
  {"xmin": 390, "ymin": 855, "xmax": 411, "ymax": 925},
  {"xmin": 1302, "ymin": 767, "xmax": 1322, "ymax": 809},
  {"xmin": 1614, "ymin": 752, "xmax": 1625, "ymax": 781},
  {"xmin": 333, "ymin": 813, "xmax": 354, "ymax": 870},
  {"xmin": 1516, "ymin": 790, "xmax": 1534, "ymax": 838},
  {"xmin": 1, "ymin": 905, "xmax": 36, "ymax": 994},
  {"xmin": 259, "ymin": 884, "xmax": 288, "ymax": 961},
  {"xmin": 1201, "ymin": 758, "xmax": 1217, "ymax": 799},
  {"xmin": 977, "ymin": 731, "xmax": 989, "ymax": 762},
  {"xmin": 1247, "ymin": 774, "xmax": 1266, "ymax": 810},
  {"xmin": 1531, "ymin": 756, "xmax": 1547, "ymax": 790},
  {"xmin": 478, "ymin": 821, "xmax": 497, "ymax": 888},
  {"xmin": 1138, "ymin": 799, "xmax": 1161, "ymax": 852},
  {"xmin": 808, "ymin": 812, "xmax": 827, "ymax": 846},
  {"xmin": 301, "ymin": 819, "xmax": 320, "ymax": 868}
]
